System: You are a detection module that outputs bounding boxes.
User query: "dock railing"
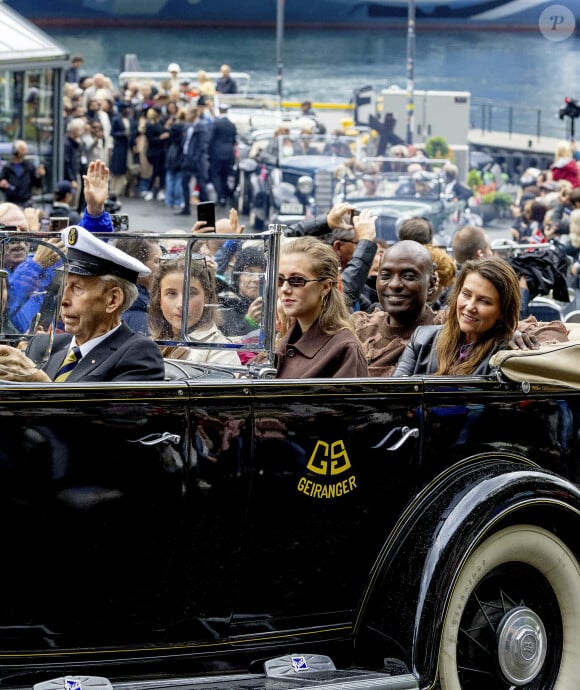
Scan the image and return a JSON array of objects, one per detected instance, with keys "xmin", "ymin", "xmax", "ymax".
[{"xmin": 471, "ymin": 98, "xmax": 567, "ymax": 141}]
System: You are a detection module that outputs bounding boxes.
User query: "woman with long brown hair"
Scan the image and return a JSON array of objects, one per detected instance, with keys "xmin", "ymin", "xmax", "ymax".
[
  {"xmin": 149, "ymin": 254, "xmax": 240, "ymax": 366},
  {"xmin": 394, "ymin": 257, "xmax": 521, "ymax": 376}
]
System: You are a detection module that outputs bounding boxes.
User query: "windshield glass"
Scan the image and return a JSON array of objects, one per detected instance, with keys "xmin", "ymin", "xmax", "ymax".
[
  {"xmin": 0, "ymin": 228, "xmax": 280, "ymax": 373},
  {"xmin": 0, "ymin": 232, "xmax": 65, "ymax": 365}
]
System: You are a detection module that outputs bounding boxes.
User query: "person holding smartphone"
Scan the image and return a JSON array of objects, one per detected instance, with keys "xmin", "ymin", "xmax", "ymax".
[
  {"xmin": 285, "ymin": 202, "xmax": 378, "ymax": 312},
  {"xmin": 220, "ymin": 246, "xmax": 266, "ymax": 338}
]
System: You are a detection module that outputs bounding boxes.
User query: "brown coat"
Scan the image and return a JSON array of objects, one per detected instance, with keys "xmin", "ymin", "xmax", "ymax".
[{"xmin": 275, "ymin": 320, "xmax": 368, "ymax": 379}]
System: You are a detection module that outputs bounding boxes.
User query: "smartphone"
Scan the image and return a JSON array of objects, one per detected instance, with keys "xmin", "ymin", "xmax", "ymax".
[
  {"xmin": 110, "ymin": 213, "xmax": 130, "ymax": 232},
  {"xmin": 49, "ymin": 217, "xmax": 70, "ymax": 232},
  {"xmin": 197, "ymin": 201, "xmax": 216, "ymax": 231},
  {"xmin": 350, "ymin": 209, "xmax": 361, "ymax": 222}
]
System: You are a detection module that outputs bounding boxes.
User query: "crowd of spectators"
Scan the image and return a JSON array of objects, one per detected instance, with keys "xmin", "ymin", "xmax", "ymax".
[{"xmin": 58, "ymin": 58, "xmax": 239, "ymax": 213}]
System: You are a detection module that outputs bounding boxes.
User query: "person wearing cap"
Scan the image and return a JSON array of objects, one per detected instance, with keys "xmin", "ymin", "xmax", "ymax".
[
  {"xmin": 165, "ymin": 63, "xmax": 181, "ymax": 92},
  {"xmin": 47, "ymin": 180, "xmax": 81, "ymax": 225},
  {"xmin": 0, "ymin": 226, "xmax": 165, "ymax": 383}
]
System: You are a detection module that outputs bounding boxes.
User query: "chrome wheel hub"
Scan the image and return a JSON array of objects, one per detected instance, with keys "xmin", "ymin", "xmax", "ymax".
[{"xmin": 496, "ymin": 606, "xmax": 547, "ymax": 685}]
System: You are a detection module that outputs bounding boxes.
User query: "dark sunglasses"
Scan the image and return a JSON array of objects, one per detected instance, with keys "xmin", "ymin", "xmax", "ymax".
[{"xmin": 277, "ymin": 276, "xmax": 324, "ymax": 288}]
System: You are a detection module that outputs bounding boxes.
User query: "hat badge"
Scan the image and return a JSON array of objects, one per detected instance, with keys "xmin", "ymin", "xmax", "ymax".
[{"xmin": 67, "ymin": 227, "xmax": 78, "ymax": 246}]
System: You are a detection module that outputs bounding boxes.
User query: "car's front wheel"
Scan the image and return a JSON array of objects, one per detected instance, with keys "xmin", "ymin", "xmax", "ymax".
[{"xmin": 438, "ymin": 524, "xmax": 580, "ymax": 689}]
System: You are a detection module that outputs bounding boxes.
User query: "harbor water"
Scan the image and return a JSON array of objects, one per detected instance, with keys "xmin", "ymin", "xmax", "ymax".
[{"xmin": 45, "ymin": 25, "xmax": 580, "ymax": 139}]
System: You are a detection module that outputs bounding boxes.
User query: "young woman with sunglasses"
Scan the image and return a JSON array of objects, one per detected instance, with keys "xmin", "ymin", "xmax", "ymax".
[{"xmin": 275, "ymin": 236, "xmax": 368, "ymax": 378}]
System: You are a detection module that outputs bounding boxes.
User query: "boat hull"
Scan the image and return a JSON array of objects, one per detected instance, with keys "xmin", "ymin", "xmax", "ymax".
[{"xmin": 3, "ymin": 0, "xmax": 574, "ymax": 30}]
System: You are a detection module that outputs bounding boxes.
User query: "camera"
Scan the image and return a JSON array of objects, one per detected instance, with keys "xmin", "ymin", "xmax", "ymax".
[
  {"xmin": 559, "ymin": 97, "xmax": 580, "ymax": 121},
  {"xmin": 104, "ymin": 194, "xmax": 122, "ymax": 214}
]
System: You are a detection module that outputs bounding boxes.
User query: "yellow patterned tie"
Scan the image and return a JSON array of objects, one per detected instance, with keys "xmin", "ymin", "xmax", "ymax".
[{"xmin": 54, "ymin": 346, "xmax": 82, "ymax": 382}]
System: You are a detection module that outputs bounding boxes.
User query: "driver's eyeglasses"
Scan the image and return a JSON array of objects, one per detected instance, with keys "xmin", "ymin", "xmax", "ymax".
[{"xmin": 277, "ymin": 276, "xmax": 324, "ymax": 288}]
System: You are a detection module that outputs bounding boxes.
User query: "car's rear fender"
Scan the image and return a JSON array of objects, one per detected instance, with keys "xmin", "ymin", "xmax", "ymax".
[{"xmin": 353, "ymin": 456, "xmax": 580, "ymax": 683}]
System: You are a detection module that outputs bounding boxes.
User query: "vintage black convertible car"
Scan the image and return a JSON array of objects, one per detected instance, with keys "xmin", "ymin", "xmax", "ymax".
[{"xmin": 1, "ymin": 227, "xmax": 580, "ymax": 690}]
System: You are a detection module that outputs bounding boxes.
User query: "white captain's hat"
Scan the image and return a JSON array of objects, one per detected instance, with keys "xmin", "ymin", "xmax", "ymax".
[{"xmin": 61, "ymin": 226, "xmax": 150, "ymax": 284}]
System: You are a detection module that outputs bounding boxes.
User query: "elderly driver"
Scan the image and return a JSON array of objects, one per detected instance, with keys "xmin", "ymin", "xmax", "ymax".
[{"xmin": 0, "ymin": 226, "xmax": 164, "ymax": 383}]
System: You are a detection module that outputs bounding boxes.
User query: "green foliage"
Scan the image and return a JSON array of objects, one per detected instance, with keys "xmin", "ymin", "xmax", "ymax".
[
  {"xmin": 467, "ymin": 169, "xmax": 482, "ymax": 189},
  {"xmin": 481, "ymin": 191, "xmax": 512, "ymax": 207},
  {"xmin": 425, "ymin": 136, "xmax": 452, "ymax": 160}
]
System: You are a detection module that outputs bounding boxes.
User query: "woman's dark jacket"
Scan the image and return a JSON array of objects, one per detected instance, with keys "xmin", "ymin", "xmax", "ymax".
[{"xmin": 393, "ymin": 325, "xmax": 506, "ymax": 377}]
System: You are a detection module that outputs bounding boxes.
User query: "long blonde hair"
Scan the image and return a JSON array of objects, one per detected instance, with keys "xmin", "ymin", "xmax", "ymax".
[
  {"xmin": 554, "ymin": 140, "xmax": 573, "ymax": 163},
  {"xmin": 278, "ymin": 236, "xmax": 353, "ymax": 338},
  {"xmin": 435, "ymin": 257, "xmax": 520, "ymax": 375}
]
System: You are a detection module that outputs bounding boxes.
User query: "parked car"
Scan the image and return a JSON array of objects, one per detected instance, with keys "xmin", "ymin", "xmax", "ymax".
[
  {"xmin": 1, "ymin": 227, "xmax": 580, "ymax": 690},
  {"xmin": 240, "ymin": 131, "xmax": 370, "ymax": 229},
  {"xmin": 335, "ymin": 158, "xmax": 462, "ymax": 245}
]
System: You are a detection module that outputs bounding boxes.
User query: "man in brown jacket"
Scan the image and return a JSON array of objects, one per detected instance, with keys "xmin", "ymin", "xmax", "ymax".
[{"xmin": 351, "ymin": 241, "xmax": 441, "ymax": 377}]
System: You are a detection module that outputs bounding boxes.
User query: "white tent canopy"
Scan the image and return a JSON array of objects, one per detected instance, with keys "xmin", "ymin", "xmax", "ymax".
[{"xmin": 0, "ymin": 2, "xmax": 68, "ymax": 68}]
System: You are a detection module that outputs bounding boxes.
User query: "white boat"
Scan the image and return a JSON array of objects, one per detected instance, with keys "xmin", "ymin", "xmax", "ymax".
[{"xmin": 3, "ymin": 0, "xmax": 572, "ymax": 30}]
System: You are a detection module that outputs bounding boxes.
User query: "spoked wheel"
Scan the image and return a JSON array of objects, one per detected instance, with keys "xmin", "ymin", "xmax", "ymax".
[{"xmin": 439, "ymin": 525, "xmax": 580, "ymax": 689}]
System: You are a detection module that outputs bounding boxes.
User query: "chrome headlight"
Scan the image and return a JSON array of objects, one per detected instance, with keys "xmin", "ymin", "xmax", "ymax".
[{"xmin": 297, "ymin": 175, "xmax": 314, "ymax": 195}]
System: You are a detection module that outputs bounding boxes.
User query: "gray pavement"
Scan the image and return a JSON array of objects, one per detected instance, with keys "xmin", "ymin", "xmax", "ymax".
[
  {"xmin": 115, "ymin": 196, "xmax": 232, "ymax": 234},
  {"xmin": 115, "ymin": 196, "xmax": 514, "ymax": 244}
]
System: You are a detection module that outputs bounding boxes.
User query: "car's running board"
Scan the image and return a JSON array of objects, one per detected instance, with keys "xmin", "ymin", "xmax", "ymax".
[{"xmin": 33, "ymin": 655, "xmax": 419, "ymax": 690}]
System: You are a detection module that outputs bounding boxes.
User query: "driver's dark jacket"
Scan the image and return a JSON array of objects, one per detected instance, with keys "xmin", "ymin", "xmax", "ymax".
[
  {"xmin": 393, "ymin": 325, "xmax": 506, "ymax": 377},
  {"xmin": 27, "ymin": 324, "xmax": 164, "ymax": 382}
]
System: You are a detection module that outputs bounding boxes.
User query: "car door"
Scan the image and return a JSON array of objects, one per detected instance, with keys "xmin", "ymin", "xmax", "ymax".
[
  {"xmin": 0, "ymin": 380, "xmax": 190, "ymax": 653},
  {"xmin": 233, "ymin": 377, "xmax": 423, "ymax": 638}
]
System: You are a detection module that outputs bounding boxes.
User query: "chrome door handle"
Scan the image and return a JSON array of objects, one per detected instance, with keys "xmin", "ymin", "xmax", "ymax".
[
  {"xmin": 371, "ymin": 427, "xmax": 401, "ymax": 449},
  {"xmin": 130, "ymin": 432, "xmax": 181, "ymax": 446},
  {"xmin": 372, "ymin": 426, "xmax": 419, "ymax": 451}
]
